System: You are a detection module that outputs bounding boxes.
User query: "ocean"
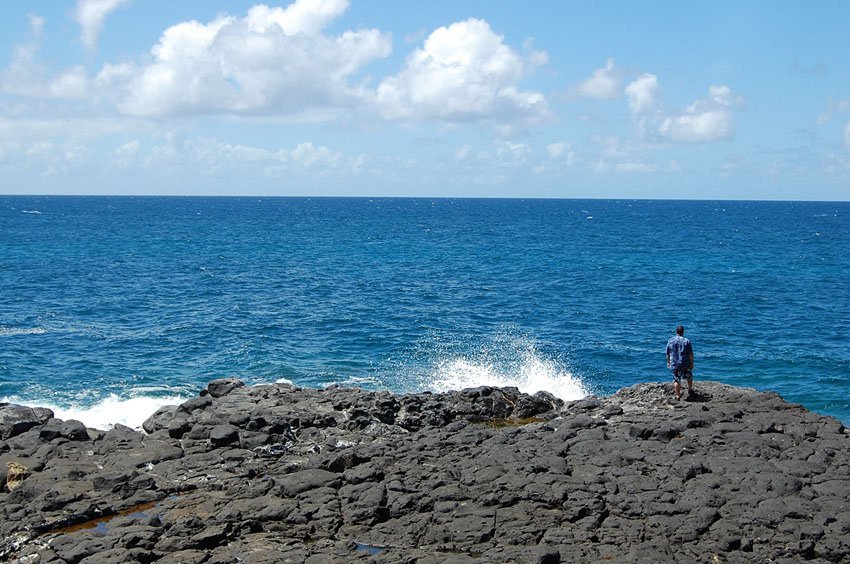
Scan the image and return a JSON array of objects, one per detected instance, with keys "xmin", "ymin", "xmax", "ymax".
[{"xmin": 1, "ymin": 196, "xmax": 848, "ymax": 428}]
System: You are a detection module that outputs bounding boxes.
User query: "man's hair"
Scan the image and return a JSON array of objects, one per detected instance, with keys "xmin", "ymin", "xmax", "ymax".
[{"xmin": 676, "ymin": 325, "xmax": 685, "ymax": 335}]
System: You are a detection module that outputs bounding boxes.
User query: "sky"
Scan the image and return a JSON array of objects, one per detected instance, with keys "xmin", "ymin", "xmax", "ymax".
[{"xmin": 1, "ymin": 0, "xmax": 849, "ymax": 200}]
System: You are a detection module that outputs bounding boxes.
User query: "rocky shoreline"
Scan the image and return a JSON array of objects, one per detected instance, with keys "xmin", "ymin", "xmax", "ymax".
[{"xmin": 2, "ymin": 379, "xmax": 849, "ymax": 563}]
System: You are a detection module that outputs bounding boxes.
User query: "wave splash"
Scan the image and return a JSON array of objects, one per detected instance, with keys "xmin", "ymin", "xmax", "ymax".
[
  {"xmin": 423, "ymin": 337, "xmax": 590, "ymax": 402},
  {"xmin": 3, "ymin": 337, "xmax": 588, "ymax": 429},
  {"xmin": 3, "ymin": 393, "xmax": 191, "ymax": 432}
]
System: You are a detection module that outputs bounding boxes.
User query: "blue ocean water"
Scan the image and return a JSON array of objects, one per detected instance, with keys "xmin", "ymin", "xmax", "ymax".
[{"xmin": 1, "ymin": 196, "xmax": 848, "ymax": 427}]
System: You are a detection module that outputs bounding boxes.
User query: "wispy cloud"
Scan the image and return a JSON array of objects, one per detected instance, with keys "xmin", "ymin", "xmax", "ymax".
[
  {"xmin": 75, "ymin": 0, "xmax": 130, "ymax": 52},
  {"xmin": 817, "ymin": 98, "xmax": 850, "ymax": 126}
]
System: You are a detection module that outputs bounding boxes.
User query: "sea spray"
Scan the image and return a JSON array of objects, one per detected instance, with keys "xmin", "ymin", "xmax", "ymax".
[
  {"xmin": 4, "ymin": 394, "xmax": 190, "ymax": 431},
  {"xmin": 424, "ymin": 337, "xmax": 590, "ymax": 401}
]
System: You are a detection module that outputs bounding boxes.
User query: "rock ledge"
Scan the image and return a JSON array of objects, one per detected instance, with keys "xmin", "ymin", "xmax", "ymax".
[{"xmin": 2, "ymin": 380, "xmax": 849, "ymax": 563}]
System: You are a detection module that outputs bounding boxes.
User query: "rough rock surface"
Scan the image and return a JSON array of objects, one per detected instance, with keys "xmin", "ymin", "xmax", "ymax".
[{"xmin": 1, "ymin": 380, "xmax": 849, "ymax": 563}]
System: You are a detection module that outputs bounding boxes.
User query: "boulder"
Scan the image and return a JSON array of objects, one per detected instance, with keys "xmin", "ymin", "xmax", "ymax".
[
  {"xmin": 209, "ymin": 425, "xmax": 239, "ymax": 447},
  {"xmin": 0, "ymin": 405, "xmax": 53, "ymax": 440},
  {"xmin": 204, "ymin": 378, "xmax": 245, "ymax": 398}
]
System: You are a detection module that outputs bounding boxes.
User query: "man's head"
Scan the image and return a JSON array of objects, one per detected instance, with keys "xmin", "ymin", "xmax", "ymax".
[{"xmin": 676, "ymin": 325, "xmax": 685, "ymax": 336}]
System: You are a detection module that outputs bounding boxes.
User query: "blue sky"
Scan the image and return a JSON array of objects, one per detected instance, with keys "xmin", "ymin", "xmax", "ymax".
[{"xmin": 1, "ymin": 0, "xmax": 848, "ymax": 199}]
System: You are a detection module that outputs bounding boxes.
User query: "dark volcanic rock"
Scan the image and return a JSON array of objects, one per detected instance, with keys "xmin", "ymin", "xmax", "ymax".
[
  {"xmin": 208, "ymin": 425, "xmax": 239, "ymax": 448},
  {"xmin": 203, "ymin": 378, "xmax": 245, "ymax": 399},
  {"xmin": 2, "ymin": 380, "xmax": 850, "ymax": 563},
  {"xmin": 0, "ymin": 405, "xmax": 53, "ymax": 440}
]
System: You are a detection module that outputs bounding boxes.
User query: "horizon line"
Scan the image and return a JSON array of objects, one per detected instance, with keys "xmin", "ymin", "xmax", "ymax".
[{"xmin": 2, "ymin": 194, "xmax": 850, "ymax": 204}]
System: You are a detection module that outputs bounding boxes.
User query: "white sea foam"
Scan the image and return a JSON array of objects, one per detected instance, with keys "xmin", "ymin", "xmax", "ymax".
[
  {"xmin": 426, "ymin": 340, "xmax": 590, "ymax": 401},
  {"xmin": 6, "ymin": 394, "xmax": 190, "ymax": 432},
  {"xmin": 0, "ymin": 327, "xmax": 48, "ymax": 337},
  {"xmin": 319, "ymin": 375, "xmax": 384, "ymax": 389}
]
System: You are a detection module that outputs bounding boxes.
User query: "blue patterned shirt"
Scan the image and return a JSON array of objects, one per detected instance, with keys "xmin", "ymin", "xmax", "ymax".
[{"xmin": 666, "ymin": 335, "xmax": 693, "ymax": 369}]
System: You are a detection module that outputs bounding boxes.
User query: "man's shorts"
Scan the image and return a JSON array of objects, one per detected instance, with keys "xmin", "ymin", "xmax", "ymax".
[{"xmin": 672, "ymin": 367, "xmax": 692, "ymax": 383}]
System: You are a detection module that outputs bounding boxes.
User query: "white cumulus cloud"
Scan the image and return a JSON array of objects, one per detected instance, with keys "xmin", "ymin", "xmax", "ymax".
[
  {"xmin": 278, "ymin": 141, "xmax": 341, "ymax": 168},
  {"xmin": 625, "ymin": 76, "xmax": 740, "ymax": 144},
  {"xmin": 267, "ymin": 140, "xmax": 368, "ymax": 179},
  {"xmin": 374, "ymin": 18, "xmax": 550, "ymax": 127},
  {"xmin": 245, "ymin": 1, "xmax": 347, "ymax": 35},
  {"xmin": 658, "ymin": 85, "xmax": 738, "ymax": 143},
  {"xmin": 574, "ymin": 59, "xmax": 622, "ymax": 100},
  {"xmin": 75, "ymin": 0, "xmax": 130, "ymax": 52},
  {"xmin": 98, "ymin": 0, "xmax": 392, "ymax": 118},
  {"xmin": 624, "ymin": 74, "xmax": 660, "ymax": 115},
  {"xmin": 659, "ymin": 110, "xmax": 732, "ymax": 144}
]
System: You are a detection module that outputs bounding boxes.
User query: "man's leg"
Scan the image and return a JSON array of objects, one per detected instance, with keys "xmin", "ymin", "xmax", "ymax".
[
  {"xmin": 673, "ymin": 371, "xmax": 682, "ymax": 400},
  {"xmin": 687, "ymin": 374, "xmax": 693, "ymax": 393}
]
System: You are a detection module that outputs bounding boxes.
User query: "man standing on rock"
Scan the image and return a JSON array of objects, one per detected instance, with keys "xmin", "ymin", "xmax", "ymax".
[{"xmin": 666, "ymin": 325, "xmax": 694, "ymax": 401}]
